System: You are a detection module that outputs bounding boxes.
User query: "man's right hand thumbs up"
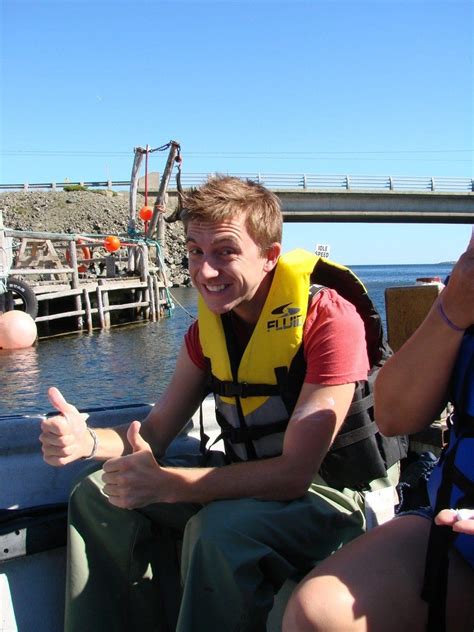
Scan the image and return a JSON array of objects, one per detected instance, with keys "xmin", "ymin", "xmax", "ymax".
[{"xmin": 40, "ymin": 387, "xmax": 90, "ymax": 466}]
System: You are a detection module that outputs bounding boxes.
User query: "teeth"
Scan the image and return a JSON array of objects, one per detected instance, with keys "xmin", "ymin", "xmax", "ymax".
[{"xmin": 206, "ymin": 285, "xmax": 226, "ymax": 293}]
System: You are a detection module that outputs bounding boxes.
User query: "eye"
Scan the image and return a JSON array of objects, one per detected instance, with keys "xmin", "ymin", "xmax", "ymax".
[
  {"xmin": 186, "ymin": 246, "xmax": 202, "ymax": 256},
  {"xmin": 219, "ymin": 245, "xmax": 241, "ymax": 258}
]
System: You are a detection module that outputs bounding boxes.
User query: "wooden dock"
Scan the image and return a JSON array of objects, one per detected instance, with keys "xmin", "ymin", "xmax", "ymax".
[
  {"xmin": 30, "ymin": 275, "xmax": 172, "ymax": 337},
  {"xmin": 0, "ymin": 221, "xmax": 174, "ymax": 338},
  {"xmin": 0, "ymin": 144, "xmax": 185, "ymax": 338}
]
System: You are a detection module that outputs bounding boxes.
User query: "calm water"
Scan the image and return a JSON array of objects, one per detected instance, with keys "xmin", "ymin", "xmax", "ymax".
[{"xmin": 0, "ymin": 264, "xmax": 454, "ymax": 417}]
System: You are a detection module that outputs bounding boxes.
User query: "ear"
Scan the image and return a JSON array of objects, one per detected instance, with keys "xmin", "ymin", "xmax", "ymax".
[{"xmin": 263, "ymin": 243, "xmax": 281, "ymax": 272}]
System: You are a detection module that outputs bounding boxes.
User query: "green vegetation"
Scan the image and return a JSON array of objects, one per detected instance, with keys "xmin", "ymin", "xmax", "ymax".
[
  {"xmin": 89, "ymin": 188, "xmax": 118, "ymax": 197},
  {"xmin": 63, "ymin": 184, "xmax": 89, "ymax": 192},
  {"xmin": 62, "ymin": 185, "xmax": 118, "ymax": 196}
]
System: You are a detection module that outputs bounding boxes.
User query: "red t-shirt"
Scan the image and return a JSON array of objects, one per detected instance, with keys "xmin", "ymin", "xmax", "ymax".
[{"xmin": 184, "ymin": 288, "xmax": 369, "ymax": 386}]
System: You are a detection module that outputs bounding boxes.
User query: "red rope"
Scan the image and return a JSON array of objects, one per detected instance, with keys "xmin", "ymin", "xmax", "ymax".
[{"xmin": 144, "ymin": 144, "xmax": 149, "ymax": 206}]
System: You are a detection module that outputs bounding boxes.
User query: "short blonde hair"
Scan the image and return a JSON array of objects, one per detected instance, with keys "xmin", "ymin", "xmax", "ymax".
[{"xmin": 179, "ymin": 175, "xmax": 282, "ymax": 252}]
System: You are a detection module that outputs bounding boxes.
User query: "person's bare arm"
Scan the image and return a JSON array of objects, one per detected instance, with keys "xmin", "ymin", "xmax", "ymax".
[
  {"xmin": 40, "ymin": 342, "xmax": 208, "ymax": 466},
  {"xmin": 102, "ymin": 381, "xmax": 356, "ymax": 508},
  {"xmin": 375, "ymin": 243, "xmax": 474, "ymax": 436}
]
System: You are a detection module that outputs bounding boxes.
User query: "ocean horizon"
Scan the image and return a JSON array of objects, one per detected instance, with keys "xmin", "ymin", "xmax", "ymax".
[{"xmin": 1, "ymin": 262, "xmax": 455, "ymax": 417}]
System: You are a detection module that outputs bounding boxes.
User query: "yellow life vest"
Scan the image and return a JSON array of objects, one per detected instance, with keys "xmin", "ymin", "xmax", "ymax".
[
  {"xmin": 198, "ymin": 248, "xmax": 407, "ymax": 481},
  {"xmin": 198, "ymin": 249, "xmax": 318, "ymax": 417}
]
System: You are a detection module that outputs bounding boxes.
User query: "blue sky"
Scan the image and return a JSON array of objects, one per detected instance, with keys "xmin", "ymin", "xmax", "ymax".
[{"xmin": 1, "ymin": 0, "xmax": 472, "ymax": 264}]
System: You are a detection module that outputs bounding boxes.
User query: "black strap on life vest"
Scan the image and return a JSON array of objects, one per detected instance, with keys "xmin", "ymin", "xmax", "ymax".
[
  {"xmin": 224, "ymin": 313, "xmax": 259, "ymax": 460},
  {"xmin": 206, "ymin": 374, "xmax": 283, "ymax": 459},
  {"xmin": 346, "ymin": 392, "xmax": 375, "ymax": 416},
  {"xmin": 330, "ymin": 419, "xmax": 377, "ymax": 450},
  {"xmin": 215, "ymin": 410, "xmax": 288, "ymax": 446},
  {"xmin": 210, "ymin": 379, "xmax": 280, "ymax": 398}
]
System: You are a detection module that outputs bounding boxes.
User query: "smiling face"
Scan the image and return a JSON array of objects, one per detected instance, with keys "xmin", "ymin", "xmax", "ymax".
[{"xmin": 186, "ymin": 214, "xmax": 280, "ymax": 322}]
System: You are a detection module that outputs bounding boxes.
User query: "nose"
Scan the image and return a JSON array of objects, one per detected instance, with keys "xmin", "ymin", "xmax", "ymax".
[{"xmin": 198, "ymin": 257, "xmax": 219, "ymax": 279}]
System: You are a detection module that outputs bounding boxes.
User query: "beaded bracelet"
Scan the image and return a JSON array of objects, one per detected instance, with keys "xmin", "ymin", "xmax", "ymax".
[
  {"xmin": 82, "ymin": 427, "xmax": 98, "ymax": 460},
  {"xmin": 437, "ymin": 301, "xmax": 465, "ymax": 333}
]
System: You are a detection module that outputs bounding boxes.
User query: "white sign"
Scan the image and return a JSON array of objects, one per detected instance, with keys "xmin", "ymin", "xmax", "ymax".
[{"xmin": 315, "ymin": 243, "xmax": 330, "ymax": 258}]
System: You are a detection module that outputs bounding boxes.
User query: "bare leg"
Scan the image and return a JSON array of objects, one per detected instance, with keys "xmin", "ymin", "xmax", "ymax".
[{"xmin": 283, "ymin": 515, "xmax": 474, "ymax": 632}]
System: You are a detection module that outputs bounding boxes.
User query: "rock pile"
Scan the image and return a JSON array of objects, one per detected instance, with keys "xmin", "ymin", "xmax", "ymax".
[{"xmin": 0, "ymin": 190, "xmax": 190, "ymax": 286}]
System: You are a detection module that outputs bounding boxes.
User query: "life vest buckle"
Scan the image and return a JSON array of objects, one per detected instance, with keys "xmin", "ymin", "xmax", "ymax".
[{"xmin": 220, "ymin": 381, "xmax": 250, "ymax": 398}]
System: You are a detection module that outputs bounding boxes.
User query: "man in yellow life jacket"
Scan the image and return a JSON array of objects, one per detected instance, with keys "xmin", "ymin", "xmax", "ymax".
[{"xmin": 40, "ymin": 175, "xmax": 406, "ymax": 632}]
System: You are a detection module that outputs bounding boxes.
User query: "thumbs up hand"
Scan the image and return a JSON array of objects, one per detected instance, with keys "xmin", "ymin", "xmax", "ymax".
[
  {"xmin": 102, "ymin": 421, "xmax": 166, "ymax": 509},
  {"xmin": 439, "ymin": 227, "xmax": 474, "ymax": 331},
  {"xmin": 40, "ymin": 387, "xmax": 90, "ymax": 466},
  {"xmin": 127, "ymin": 420, "xmax": 153, "ymax": 454}
]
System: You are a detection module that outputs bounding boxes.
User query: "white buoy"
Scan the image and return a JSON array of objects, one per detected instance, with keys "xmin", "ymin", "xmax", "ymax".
[{"xmin": 0, "ymin": 310, "xmax": 37, "ymax": 349}]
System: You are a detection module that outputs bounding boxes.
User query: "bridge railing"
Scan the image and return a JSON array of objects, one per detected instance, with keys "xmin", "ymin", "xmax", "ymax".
[
  {"xmin": 177, "ymin": 173, "xmax": 474, "ymax": 192},
  {"xmin": 0, "ymin": 174, "xmax": 473, "ymax": 193}
]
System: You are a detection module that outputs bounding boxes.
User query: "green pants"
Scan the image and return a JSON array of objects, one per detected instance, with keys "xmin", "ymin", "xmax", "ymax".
[{"xmin": 65, "ymin": 453, "xmax": 397, "ymax": 632}]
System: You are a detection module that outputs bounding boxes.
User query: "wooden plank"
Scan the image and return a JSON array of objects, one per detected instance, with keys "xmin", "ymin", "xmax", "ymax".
[
  {"xmin": 83, "ymin": 288, "xmax": 93, "ymax": 333},
  {"xmin": 69, "ymin": 241, "xmax": 81, "ymax": 293},
  {"xmin": 103, "ymin": 289, "xmax": 111, "ymax": 328},
  {"xmin": 36, "ymin": 289, "xmax": 82, "ymax": 301},
  {"xmin": 5, "ymin": 229, "xmax": 77, "ymax": 240},
  {"xmin": 34, "ymin": 281, "xmax": 158, "ymax": 312},
  {"xmin": 9, "ymin": 274, "xmax": 163, "ymax": 289},
  {"xmin": 69, "ymin": 239, "xmax": 83, "ymax": 330},
  {"xmin": 385, "ymin": 284, "xmax": 442, "ymax": 351},
  {"xmin": 102, "ymin": 301, "xmax": 149, "ymax": 312},
  {"xmin": 33, "ymin": 284, "xmax": 71, "ymax": 294},
  {"xmin": 96, "ymin": 279, "xmax": 149, "ymax": 290},
  {"xmin": 98, "ymin": 279, "xmax": 111, "ymax": 327},
  {"xmin": 148, "ymin": 275, "xmax": 156, "ymax": 321},
  {"xmin": 11, "ymin": 267, "xmax": 74, "ymax": 274},
  {"xmin": 96, "ymin": 287, "xmax": 106, "ymax": 329},
  {"xmin": 139, "ymin": 243, "xmax": 149, "ymax": 281},
  {"xmin": 153, "ymin": 276, "xmax": 161, "ymax": 319},
  {"xmin": 36, "ymin": 309, "xmax": 86, "ymax": 322},
  {"xmin": 0, "ymin": 227, "xmax": 13, "ymax": 276}
]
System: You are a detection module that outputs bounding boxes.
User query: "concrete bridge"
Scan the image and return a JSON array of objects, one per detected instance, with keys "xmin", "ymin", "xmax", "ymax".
[
  {"xmin": 274, "ymin": 189, "xmax": 473, "ymax": 224},
  {"xmin": 160, "ymin": 172, "xmax": 474, "ymax": 224},
  {"xmin": 168, "ymin": 187, "xmax": 474, "ymax": 224},
  {"xmin": 2, "ymin": 172, "xmax": 473, "ymax": 224}
]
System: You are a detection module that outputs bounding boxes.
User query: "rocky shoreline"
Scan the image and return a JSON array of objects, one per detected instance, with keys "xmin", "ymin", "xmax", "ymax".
[{"xmin": 0, "ymin": 190, "xmax": 190, "ymax": 286}]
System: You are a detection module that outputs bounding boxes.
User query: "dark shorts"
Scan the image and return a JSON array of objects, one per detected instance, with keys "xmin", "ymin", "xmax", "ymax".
[{"xmin": 396, "ymin": 505, "xmax": 433, "ymax": 521}]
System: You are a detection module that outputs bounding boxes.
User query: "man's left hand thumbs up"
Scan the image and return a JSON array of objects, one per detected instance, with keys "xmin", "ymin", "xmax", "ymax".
[
  {"xmin": 127, "ymin": 420, "xmax": 153, "ymax": 454},
  {"xmin": 102, "ymin": 421, "xmax": 160, "ymax": 509}
]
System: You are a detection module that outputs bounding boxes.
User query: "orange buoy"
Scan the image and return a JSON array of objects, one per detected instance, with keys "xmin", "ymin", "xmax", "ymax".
[
  {"xmin": 0, "ymin": 310, "xmax": 37, "ymax": 349},
  {"xmin": 104, "ymin": 235, "xmax": 121, "ymax": 252},
  {"xmin": 139, "ymin": 206, "xmax": 153, "ymax": 221}
]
